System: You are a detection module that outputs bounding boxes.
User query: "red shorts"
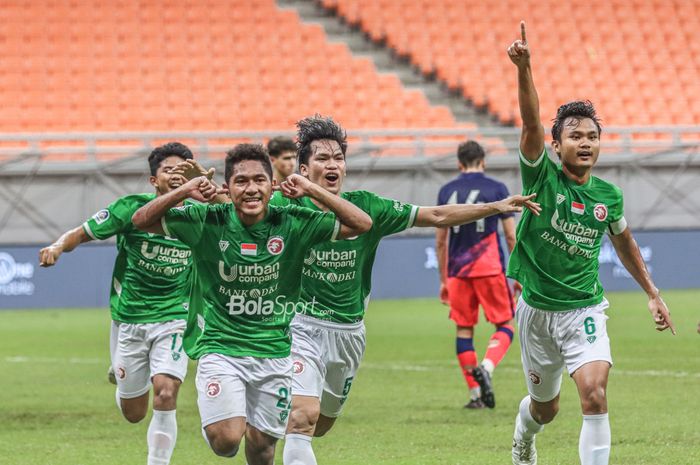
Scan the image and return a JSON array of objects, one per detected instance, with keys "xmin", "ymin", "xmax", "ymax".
[{"xmin": 447, "ymin": 274, "xmax": 514, "ymax": 327}]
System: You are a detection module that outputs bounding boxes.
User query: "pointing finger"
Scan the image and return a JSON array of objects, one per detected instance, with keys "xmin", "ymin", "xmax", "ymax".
[{"xmin": 521, "ymin": 20, "xmax": 527, "ymax": 44}]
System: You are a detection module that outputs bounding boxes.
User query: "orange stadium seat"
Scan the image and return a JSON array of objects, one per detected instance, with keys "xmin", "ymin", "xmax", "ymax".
[
  {"xmin": 330, "ymin": 0, "xmax": 700, "ymax": 126},
  {"xmin": 0, "ymin": 0, "xmax": 461, "ymax": 134}
]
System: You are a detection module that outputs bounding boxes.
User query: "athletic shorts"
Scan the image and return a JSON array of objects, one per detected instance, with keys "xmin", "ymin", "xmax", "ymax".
[
  {"xmin": 447, "ymin": 274, "xmax": 515, "ymax": 327},
  {"xmin": 290, "ymin": 313, "xmax": 366, "ymax": 418},
  {"xmin": 112, "ymin": 319, "xmax": 188, "ymax": 399},
  {"xmin": 195, "ymin": 353, "xmax": 293, "ymax": 439},
  {"xmin": 516, "ymin": 297, "xmax": 612, "ymax": 402}
]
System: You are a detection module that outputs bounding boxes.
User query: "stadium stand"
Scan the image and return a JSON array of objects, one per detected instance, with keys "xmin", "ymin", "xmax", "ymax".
[
  {"xmin": 322, "ymin": 0, "xmax": 700, "ymax": 127},
  {"xmin": 0, "ymin": 0, "xmax": 460, "ymax": 132}
]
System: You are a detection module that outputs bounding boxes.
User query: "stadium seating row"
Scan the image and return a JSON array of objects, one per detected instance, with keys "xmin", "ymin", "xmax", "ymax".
[
  {"xmin": 0, "ymin": 0, "xmax": 459, "ymax": 132},
  {"xmin": 323, "ymin": 0, "xmax": 700, "ymax": 126}
]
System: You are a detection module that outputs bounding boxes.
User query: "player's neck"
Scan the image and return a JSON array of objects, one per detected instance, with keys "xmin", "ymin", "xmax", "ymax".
[
  {"xmin": 273, "ymin": 169, "xmax": 284, "ymax": 184},
  {"xmin": 236, "ymin": 207, "xmax": 266, "ymax": 226},
  {"xmin": 561, "ymin": 164, "xmax": 592, "ymax": 185},
  {"xmin": 461, "ymin": 167, "xmax": 484, "ymax": 173}
]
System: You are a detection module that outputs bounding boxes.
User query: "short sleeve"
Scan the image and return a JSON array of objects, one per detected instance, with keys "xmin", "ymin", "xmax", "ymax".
[
  {"xmin": 364, "ymin": 192, "xmax": 419, "ymax": 237},
  {"xmin": 287, "ymin": 205, "xmax": 339, "ymax": 247},
  {"xmin": 161, "ymin": 203, "xmax": 209, "ymax": 246},
  {"xmin": 519, "ymin": 147, "xmax": 557, "ymax": 192},
  {"xmin": 606, "ymin": 187, "xmax": 627, "ymax": 235},
  {"xmin": 497, "ymin": 182, "xmax": 515, "ymax": 219},
  {"xmin": 82, "ymin": 197, "xmax": 134, "ymax": 240}
]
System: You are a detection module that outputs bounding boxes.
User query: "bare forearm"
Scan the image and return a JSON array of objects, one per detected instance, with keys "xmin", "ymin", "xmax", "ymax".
[
  {"xmin": 518, "ymin": 65, "xmax": 541, "ymax": 129},
  {"xmin": 612, "ymin": 233, "xmax": 658, "ymax": 298},
  {"xmin": 416, "ymin": 203, "xmax": 499, "ymax": 228},
  {"xmin": 436, "ymin": 229, "xmax": 448, "ymax": 283},
  {"xmin": 132, "ymin": 187, "xmax": 189, "ymax": 230},
  {"xmin": 52, "ymin": 226, "xmax": 90, "ymax": 252},
  {"xmin": 307, "ymin": 183, "xmax": 371, "ymax": 232},
  {"xmin": 501, "ymin": 217, "xmax": 517, "ymax": 253}
]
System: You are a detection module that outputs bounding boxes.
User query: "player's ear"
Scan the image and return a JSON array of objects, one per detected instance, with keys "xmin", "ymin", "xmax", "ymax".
[
  {"xmin": 550, "ymin": 140, "xmax": 561, "ymax": 159},
  {"xmin": 148, "ymin": 175, "xmax": 158, "ymax": 188},
  {"xmin": 299, "ymin": 163, "xmax": 309, "ymax": 177}
]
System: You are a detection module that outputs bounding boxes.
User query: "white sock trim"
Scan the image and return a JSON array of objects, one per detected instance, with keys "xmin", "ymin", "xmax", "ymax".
[{"xmin": 285, "ymin": 433, "xmax": 312, "ymax": 442}]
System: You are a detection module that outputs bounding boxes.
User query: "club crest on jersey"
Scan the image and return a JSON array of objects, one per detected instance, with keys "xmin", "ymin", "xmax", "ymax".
[
  {"xmin": 593, "ymin": 204, "xmax": 608, "ymax": 222},
  {"xmin": 241, "ymin": 243, "xmax": 257, "ymax": 256},
  {"xmin": 571, "ymin": 201, "xmax": 585, "ymax": 215},
  {"xmin": 93, "ymin": 209, "xmax": 110, "ymax": 224},
  {"xmin": 267, "ymin": 236, "xmax": 284, "ymax": 255},
  {"xmin": 219, "ymin": 241, "xmax": 230, "ymax": 253},
  {"xmin": 556, "ymin": 193, "xmax": 566, "ymax": 205}
]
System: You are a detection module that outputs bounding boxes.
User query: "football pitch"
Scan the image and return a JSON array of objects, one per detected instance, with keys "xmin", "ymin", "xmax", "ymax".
[{"xmin": 1, "ymin": 290, "xmax": 698, "ymax": 465}]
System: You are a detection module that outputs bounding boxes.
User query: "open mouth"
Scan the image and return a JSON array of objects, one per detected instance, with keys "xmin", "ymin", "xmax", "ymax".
[
  {"xmin": 577, "ymin": 151, "xmax": 592, "ymax": 158},
  {"xmin": 325, "ymin": 172, "xmax": 339, "ymax": 183}
]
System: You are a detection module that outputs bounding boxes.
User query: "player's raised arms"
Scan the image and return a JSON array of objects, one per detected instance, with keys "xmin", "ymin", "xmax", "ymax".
[{"xmin": 507, "ymin": 21, "xmax": 545, "ymax": 162}]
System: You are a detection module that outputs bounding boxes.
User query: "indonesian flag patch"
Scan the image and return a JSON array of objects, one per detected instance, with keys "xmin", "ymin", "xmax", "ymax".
[
  {"xmin": 571, "ymin": 201, "xmax": 585, "ymax": 215},
  {"xmin": 241, "ymin": 243, "xmax": 257, "ymax": 256}
]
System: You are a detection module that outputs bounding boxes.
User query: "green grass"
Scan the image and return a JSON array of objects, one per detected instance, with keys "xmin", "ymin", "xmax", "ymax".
[{"xmin": 1, "ymin": 290, "xmax": 699, "ymax": 465}]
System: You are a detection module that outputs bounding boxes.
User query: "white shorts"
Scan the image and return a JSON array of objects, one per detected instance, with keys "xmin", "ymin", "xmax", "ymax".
[
  {"xmin": 112, "ymin": 319, "xmax": 188, "ymax": 399},
  {"xmin": 516, "ymin": 298, "xmax": 612, "ymax": 403},
  {"xmin": 290, "ymin": 313, "xmax": 366, "ymax": 418},
  {"xmin": 196, "ymin": 353, "xmax": 293, "ymax": 439}
]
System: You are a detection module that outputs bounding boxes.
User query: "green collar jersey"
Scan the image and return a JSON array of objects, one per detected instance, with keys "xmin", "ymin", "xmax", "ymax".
[
  {"xmin": 82, "ymin": 193, "xmax": 192, "ymax": 323},
  {"xmin": 507, "ymin": 149, "xmax": 627, "ymax": 311},
  {"xmin": 270, "ymin": 190, "xmax": 419, "ymax": 323},
  {"xmin": 162, "ymin": 202, "xmax": 339, "ymax": 358}
]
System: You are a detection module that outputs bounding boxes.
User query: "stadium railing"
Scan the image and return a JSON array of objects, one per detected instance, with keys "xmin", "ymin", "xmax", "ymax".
[{"xmin": 1, "ymin": 126, "xmax": 699, "ymax": 175}]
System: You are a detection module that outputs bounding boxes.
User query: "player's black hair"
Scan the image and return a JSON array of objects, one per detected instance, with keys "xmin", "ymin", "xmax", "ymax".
[
  {"xmin": 551, "ymin": 100, "xmax": 603, "ymax": 142},
  {"xmin": 296, "ymin": 114, "xmax": 347, "ymax": 166},
  {"xmin": 267, "ymin": 136, "xmax": 297, "ymax": 158},
  {"xmin": 224, "ymin": 144, "xmax": 273, "ymax": 183},
  {"xmin": 457, "ymin": 140, "xmax": 485, "ymax": 168},
  {"xmin": 148, "ymin": 142, "xmax": 193, "ymax": 176}
]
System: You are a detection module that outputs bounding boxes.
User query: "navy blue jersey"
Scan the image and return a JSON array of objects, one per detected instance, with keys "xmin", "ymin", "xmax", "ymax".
[{"xmin": 437, "ymin": 172, "xmax": 512, "ymax": 278}]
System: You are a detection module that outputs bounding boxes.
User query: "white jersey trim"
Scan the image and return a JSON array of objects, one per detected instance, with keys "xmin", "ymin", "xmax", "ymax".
[
  {"xmin": 519, "ymin": 148, "xmax": 546, "ymax": 168},
  {"xmin": 607, "ymin": 217, "xmax": 628, "ymax": 236},
  {"xmin": 330, "ymin": 218, "xmax": 341, "ymax": 242},
  {"xmin": 82, "ymin": 222, "xmax": 97, "ymax": 240},
  {"xmin": 161, "ymin": 217, "xmax": 172, "ymax": 237},
  {"xmin": 408, "ymin": 205, "xmax": 419, "ymax": 228}
]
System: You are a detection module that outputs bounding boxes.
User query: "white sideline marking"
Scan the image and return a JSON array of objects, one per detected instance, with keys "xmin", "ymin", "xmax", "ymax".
[
  {"xmin": 4, "ymin": 356, "xmax": 103, "ymax": 365},
  {"xmin": 361, "ymin": 362, "xmax": 700, "ymax": 379}
]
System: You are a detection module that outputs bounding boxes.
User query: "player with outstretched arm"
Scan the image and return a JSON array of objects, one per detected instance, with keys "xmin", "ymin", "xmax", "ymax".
[
  {"xmin": 265, "ymin": 115, "xmax": 540, "ymax": 465},
  {"xmin": 506, "ymin": 22, "xmax": 675, "ymax": 465}
]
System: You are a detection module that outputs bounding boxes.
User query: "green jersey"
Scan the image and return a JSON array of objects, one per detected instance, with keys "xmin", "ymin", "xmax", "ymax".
[
  {"xmin": 162, "ymin": 202, "xmax": 339, "ymax": 359},
  {"xmin": 507, "ymin": 149, "xmax": 627, "ymax": 311},
  {"xmin": 82, "ymin": 194, "xmax": 192, "ymax": 323},
  {"xmin": 270, "ymin": 191, "xmax": 419, "ymax": 323}
]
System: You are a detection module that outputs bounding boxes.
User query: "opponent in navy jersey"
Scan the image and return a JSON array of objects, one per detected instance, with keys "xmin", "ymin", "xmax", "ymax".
[{"xmin": 436, "ymin": 140, "xmax": 518, "ymax": 409}]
